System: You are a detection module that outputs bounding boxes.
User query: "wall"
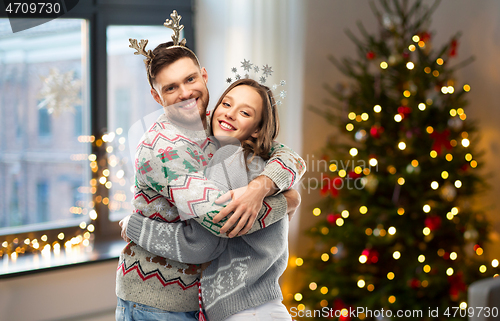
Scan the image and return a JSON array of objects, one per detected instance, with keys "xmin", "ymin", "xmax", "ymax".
[{"xmin": 0, "ymin": 260, "xmax": 117, "ymax": 321}]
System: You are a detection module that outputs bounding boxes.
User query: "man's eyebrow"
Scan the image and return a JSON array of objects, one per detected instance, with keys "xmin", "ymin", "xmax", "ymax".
[
  {"xmin": 185, "ymin": 72, "xmax": 198, "ymax": 81},
  {"xmin": 162, "ymin": 82, "xmax": 176, "ymax": 92}
]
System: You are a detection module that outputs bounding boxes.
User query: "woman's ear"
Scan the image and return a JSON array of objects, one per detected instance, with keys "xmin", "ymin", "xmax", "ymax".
[{"xmin": 251, "ymin": 128, "xmax": 260, "ymax": 139}]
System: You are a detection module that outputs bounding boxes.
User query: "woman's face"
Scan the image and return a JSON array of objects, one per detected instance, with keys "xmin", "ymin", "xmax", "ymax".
[{"xmin": 212, "ymin": 85, "xmax": 263, "ymax": 142}]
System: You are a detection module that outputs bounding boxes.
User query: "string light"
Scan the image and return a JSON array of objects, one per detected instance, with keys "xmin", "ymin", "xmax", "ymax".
[
  {"xmin": 374, "ymin": 105, "xmax": 382, "ymax": 113},
  {"xmin": 350, "ymin": 148, "xmax": 358, "ymax": 156},
  {"xmin": 380, "ymin": 61, "xmax": 388, "ymax": 69}
]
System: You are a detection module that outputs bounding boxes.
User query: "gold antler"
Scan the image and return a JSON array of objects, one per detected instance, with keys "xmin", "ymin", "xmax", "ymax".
[
  {"xmin": 129, "ymin": 38, "xmax": 154, "ymax": 60},
  {"xmin": 164, "ymin": 10, "xmax": 186, "ymax": 46}
]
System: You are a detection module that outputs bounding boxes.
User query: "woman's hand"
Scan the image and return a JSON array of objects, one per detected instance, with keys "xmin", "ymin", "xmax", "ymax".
[
  {"xmin": 213, "ymin": 176, "xmax": 277, "ymax": 237},
  {"xmin": 119, "ymin": 214, "xmax": 132, "ymax": 242}
]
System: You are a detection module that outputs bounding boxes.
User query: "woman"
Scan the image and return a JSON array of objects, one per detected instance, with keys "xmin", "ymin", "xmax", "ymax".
[{"xmin": 123, "ymin": 78, "xmax": 303, "ymax": 321}]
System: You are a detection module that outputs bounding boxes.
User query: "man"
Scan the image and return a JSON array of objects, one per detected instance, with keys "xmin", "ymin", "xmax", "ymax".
[{"xmin": 116, "ymin": 12, "xmax": 305, "ymax": 321}]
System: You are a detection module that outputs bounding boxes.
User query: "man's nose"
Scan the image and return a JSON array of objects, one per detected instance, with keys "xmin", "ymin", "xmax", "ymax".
[{"xmin": 178, "ymin": 84, "xmax": 192, "ymax": 100}]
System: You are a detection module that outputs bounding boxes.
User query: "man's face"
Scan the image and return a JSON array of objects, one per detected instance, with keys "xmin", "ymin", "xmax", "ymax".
[{"xmin": 151, "ymin": 57, "xmax": 209, "ymax": 129}]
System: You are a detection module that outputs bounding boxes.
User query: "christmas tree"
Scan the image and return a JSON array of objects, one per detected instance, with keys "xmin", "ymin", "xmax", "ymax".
[{"xmin": 298, "ymin": 1, "xmax": 497, "ymax": 320}]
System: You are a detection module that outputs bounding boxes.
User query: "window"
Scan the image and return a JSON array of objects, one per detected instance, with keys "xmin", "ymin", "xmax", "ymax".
[
  {"xmin": 106, "ymin": 25, "xmax": 172, "ymax": 221},
  {"xmin": 0, "ymin": 18, "xmax": 90, "ymax": 234},
  {"xmin": 0, "ymin": 1, "xmax": 195, "ymax": 274}
]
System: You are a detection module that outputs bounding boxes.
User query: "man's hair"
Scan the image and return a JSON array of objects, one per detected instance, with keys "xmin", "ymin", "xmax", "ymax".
[
  {"xmin": 147, "ymin": 41, "xmax": 200, "ymax": 88},
  {"xmin": 212, "ymin": 78, "xmax": 280, "ymax": 162}
]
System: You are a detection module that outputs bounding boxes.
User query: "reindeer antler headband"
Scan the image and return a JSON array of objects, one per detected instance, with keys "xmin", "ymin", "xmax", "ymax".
[{"xmin": 128, "ymin": 10, "xmax": 200, "ymax": 87}]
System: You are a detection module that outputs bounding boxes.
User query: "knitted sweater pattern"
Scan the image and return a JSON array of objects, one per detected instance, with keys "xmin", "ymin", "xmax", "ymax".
[{"xmin": 116, "ymin": 113, "xmax": 306, "ymax": 312}]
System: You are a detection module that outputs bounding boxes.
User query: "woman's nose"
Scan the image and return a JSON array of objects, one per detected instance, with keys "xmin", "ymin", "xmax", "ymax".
[{"xmin": 225, "ymin": 109, "xmax": 236, "ymax": 120}]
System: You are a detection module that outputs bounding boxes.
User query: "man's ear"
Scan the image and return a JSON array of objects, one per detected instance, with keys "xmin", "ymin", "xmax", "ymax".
[
  {"xmin": 151, "ymin": 88, "xmax": 162, "ymax": 105},
  {"xmin": 201, "ymin": 67, "xmax": 208, "ymax": 84}
]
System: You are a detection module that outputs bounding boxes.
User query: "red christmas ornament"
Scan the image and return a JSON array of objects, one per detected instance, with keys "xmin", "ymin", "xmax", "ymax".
[
  {"xmin": 430, "ymin": 129, "xmax": 452, "ymax": 154},
  {"xmin": 320, "ymin": 176, "xmax": 343, "ymax": 197},
  {"xmin": 425, "ymin": 216, "xmax": 442, "ymax": 231},
  {"xmin": 333, "ymin": 299, "xmax": 351, "ymax": 321},
  {"xmin": 348, "ymin": 171, "xmax": 362, "ymax": 179},
  {"xmin": 448, "ymin": 272, "xmax": 467, "ymax": 300},
  {"xmin": 362, "ymin": 248, "xmax": 379, "ymax": 264},
  {"xmin": 327, "ymin": 213, "xmax": 341, "ymax": 225},
  {"xmin": 370, "ymin": 125, "xmax": 384, "ymax": 138},
  {"xmin": 449, "ymin": 39, "xmax": 458, "ymax": 57},
  {"xmin": 418, "ymin": 31, "xmax": 431, "ymax": 42},
  {"xmin": 409, "ymin": 278, "xmax": 421, "ymax": 289},
  {"xmin": 366, "ymin": 51, "xmax": 376, "ymax": 60}
]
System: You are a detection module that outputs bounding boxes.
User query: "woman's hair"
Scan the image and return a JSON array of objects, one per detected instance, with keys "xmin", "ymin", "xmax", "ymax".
[{"xmin": 211, "ymin": 78, "xmax": 280, "ymax": 161}]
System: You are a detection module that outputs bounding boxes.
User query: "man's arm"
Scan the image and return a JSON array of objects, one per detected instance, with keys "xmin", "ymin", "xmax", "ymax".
[
  {"xmin": 211, "ymin": 142, "xmax": 307, "ymax": 236},
  {"xmin": 135, "ymin": 132, "xmax": 288, "ymax": 238},
  {"xmin": 124, "ymin": 213, "xmax": 228, "ymax": 264}
]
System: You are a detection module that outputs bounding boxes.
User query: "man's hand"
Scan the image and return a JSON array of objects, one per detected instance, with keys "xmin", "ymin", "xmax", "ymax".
[
  {"xmin": 213, "ymin": 175, "xmax": 278, "ymax": 237},
  {"xmin": 283, "ymin": 189, "xmax": 301, "ymax": 221},
  {"xmin": 119, "ymin": 214, "xmax": 132, "ymax": 242}
]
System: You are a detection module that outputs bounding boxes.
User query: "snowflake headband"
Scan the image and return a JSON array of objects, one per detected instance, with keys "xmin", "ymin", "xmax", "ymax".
[
  {"xmin": 226, "ymin": 59, "xmax": 287, "ymax": 107},
  {"xmin": 128, "ymin": 10, "xmax": 200, "ymax": 87}
]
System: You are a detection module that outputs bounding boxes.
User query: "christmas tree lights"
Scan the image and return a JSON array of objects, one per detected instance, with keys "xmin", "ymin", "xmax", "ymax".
[{"xmin": 299, "ymin": 1, "xmax": 497, "ymax": 320}]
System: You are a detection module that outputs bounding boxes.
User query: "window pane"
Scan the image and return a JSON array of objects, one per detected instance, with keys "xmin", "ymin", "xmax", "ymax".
[
  {"xmin": 106, "ymin": 25, "xmax": 170, "ymax": 221},
  {"xmin": 0, "ymin": 19, "xmax": 90, "ymax": 233}
]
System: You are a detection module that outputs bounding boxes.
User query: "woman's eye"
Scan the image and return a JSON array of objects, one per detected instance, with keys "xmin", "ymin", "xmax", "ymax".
[
  {"xmin": 223, "ymin": 102, "xmax": 230, "ymax": 107},
  {"xmin": 241, "ymin": 111, "xmax": 250, "ymax": 116}
]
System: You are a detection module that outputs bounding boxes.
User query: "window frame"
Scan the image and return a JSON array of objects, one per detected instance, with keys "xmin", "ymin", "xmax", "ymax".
[{"xmin": 0, "ymin": 0, "xmax": 195, "ymax": 262}]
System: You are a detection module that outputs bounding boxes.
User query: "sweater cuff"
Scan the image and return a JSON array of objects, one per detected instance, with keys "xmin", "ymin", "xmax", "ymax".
[
  {"xmin": 260, "ymin": 160, "xmax": 293, "ymax": 193},
  {"xmin": 126, "ymin": 213, "xmax": 145, "ymax": 245}
]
